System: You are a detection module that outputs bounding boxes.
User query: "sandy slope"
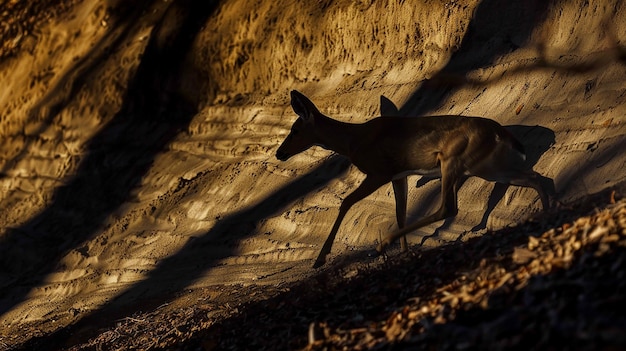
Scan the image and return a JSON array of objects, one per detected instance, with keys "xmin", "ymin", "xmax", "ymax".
[{"xmin": 0, "ymin": 0, "xmax": 625, "ymax": 347}]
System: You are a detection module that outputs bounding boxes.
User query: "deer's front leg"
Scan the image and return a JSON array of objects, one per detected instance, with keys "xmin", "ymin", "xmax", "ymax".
[
  {"xmin": 392, "ymin": 178, "xmax": 408, "ymax": 251},
  {"xmin": 313, "ymin": 175, "xmax": 387, "ymax": 268}
]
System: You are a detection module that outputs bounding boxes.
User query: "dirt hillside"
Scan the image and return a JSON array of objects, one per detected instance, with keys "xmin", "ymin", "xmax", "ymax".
[{"xmin": 0, "ymin": 0, "xmax": 625, "ymax": 349}]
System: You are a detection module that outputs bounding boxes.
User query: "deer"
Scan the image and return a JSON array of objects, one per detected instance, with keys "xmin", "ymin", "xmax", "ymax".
[{"xmin": 276, "ymin": 90, "xmax": 552, "ymax": 268}]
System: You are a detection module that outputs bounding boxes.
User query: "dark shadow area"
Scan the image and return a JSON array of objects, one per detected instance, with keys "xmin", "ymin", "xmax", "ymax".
[
  {"xmin": 0, "ymin": 0, "xmax": 218, "ymax": 327},
  {"xmin": 0, "ymin": 1, "xmax": 149, "ymax": 180},
  {"xmin": 557, "ymin": 135, "xmax": 626, "ymax": 202},
  {"xmin": 399, "ymin": 248, "xmax": 626, "ymax": 349}
]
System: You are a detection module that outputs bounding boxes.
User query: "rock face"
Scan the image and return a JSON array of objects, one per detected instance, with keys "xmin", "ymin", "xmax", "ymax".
[{"xmin": 0, "ymin": 0, "xmax": 625, "ymax": 345}]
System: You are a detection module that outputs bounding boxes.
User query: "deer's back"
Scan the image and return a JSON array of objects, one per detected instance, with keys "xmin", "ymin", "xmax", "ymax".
[{"xmin": 350, "ymin": 115, "xmax": 522, "ymax": 177}]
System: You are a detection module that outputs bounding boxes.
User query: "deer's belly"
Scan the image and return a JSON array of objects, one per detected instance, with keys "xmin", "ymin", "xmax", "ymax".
[{"xmin": 392, "ymin": 168, "xmax": 441, "ymax": 180}]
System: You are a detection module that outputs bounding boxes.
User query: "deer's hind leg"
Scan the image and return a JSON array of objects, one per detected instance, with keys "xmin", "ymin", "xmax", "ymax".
[
  {"xmin": 504, "ymin": 170, "xmax": 554, "ymax": 210},
  {"xmin": 378, "ymin": 157, "xmax": 463, "ymax": 253},
  {"xmin": 469, "ymin": 143, "xmax": 554, "ymax": 211},
  {"xmin": 473, "ymin": 164, "xmax": 554, "ymax": 210}
]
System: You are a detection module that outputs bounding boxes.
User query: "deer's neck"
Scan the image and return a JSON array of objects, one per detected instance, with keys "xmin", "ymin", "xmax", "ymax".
[{"xmin": 314, "ymin": 115, "xmax": 358, "ymax": 157}]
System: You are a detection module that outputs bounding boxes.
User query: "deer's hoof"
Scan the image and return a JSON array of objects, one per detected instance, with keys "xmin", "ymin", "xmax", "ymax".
[{"xmin": 376, "ymin": 241, "xmax": 387, "ymax": 254}]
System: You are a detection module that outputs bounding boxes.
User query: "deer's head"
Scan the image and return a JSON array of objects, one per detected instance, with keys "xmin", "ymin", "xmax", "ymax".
[{"xmin": 276, "ymin": 90, "xmax": 321, "ymax": 161}]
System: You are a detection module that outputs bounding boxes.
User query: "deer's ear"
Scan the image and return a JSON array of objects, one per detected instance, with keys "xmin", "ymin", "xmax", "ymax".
[
  {"xmin": 380, "ymin": 95, "xmax": 399, "ymax": 116},
  {"xmin": 290, "ymin": 90, "xmax": 317, "ymax": 125}
]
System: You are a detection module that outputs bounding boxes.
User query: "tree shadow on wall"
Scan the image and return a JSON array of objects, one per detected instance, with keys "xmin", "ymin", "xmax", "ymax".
[
  {"xmin": 34, "ymin": 155, "xmax": 351, "ymax": 350},
  {"xmin": 400, "ymin": 0, "xmax": 553, "ymax": 115},
  {"xmin": 0, "ymin": 0, "xmax": 218, "ymax": 323},
  {"xmin": 0, "ymin": 2, "xmax": 145, "ymax": 205}
]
